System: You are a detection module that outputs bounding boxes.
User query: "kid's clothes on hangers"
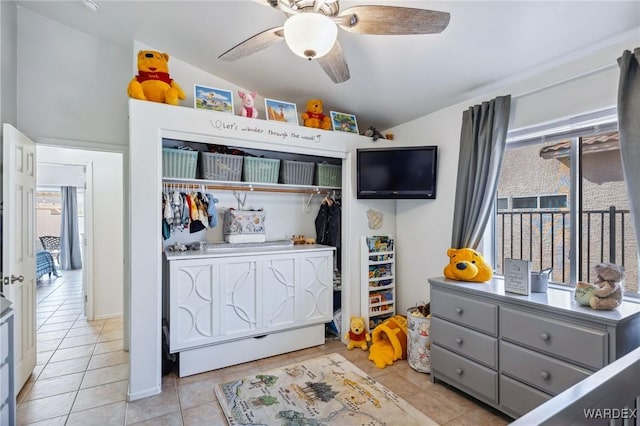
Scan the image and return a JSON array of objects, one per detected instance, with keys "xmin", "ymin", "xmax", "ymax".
[{"xmin": 161, "ymin": 188, "xmax": 220, "ymax": 239}]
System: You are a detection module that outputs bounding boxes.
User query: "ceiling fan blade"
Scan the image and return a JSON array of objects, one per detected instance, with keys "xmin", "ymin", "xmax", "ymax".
[
  {"xmin": 218, "ymin": 27, "xmax": 284, "ymax": 61},
  {"xmin": 336, "ymin": 5, "xmax": 450, "ymax": 35},
  {"xmin": 316, "ymin": 40, "xmax": 350, "ymax": 84}
]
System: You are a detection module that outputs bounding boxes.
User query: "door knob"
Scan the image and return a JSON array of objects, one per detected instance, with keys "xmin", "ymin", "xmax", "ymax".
[{"xmin": 11, "ymin": 275, "xmax": 24, "ymax": 283}]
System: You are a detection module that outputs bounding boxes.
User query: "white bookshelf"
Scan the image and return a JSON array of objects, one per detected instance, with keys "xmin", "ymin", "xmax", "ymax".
[{"xmin": 361, "ymin": 235, "xmax": 396, "ymax": 331}]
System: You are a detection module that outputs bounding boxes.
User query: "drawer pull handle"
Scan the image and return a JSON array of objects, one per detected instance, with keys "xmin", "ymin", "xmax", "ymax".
[
  {"xmin": 540, "ymin": 371, "xmax": 550, "ymax": 380},
  {"xmin": 455, "ymin": 338, "xmax": 463, "ymax": 345},
  {"xmin": 540, "ymin": 332, "xmax": 550, "ymax": 341},
  {"xmin": 455, "ymin": 368, "xmax": 463, "ymax": 376},
  {"xmin": 455, "ymin": 307, "xmax": 463, "ymax": 315},
  {"xmin": 253, "ymin": 335, "xmax": 267, "ymax": 339}
]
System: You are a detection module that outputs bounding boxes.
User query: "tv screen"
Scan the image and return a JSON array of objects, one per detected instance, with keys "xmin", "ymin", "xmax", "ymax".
[{"xmin": 357, "ymin": 146, "xmax": 438, "ymax": 199}]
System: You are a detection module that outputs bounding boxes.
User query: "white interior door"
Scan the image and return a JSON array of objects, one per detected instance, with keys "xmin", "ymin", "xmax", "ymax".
[
  {"xmin": 2, "ymin": 124, "xmax": 37, "ymax": 391},
  {"xmin": 83, "ymin": 162, "xmax": 94, "ymax": 320}
]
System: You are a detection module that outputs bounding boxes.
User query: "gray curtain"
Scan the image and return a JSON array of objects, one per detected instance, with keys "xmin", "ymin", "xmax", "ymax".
[
  {"xmin": 451, "ymin": 95, "xmax": 511, "ymax": 249},
  {"xmin": 60, "ymin": 186, "xmax": 83, "ymax": 270},
  {"xmin": 618, "ymin": 48, "xmax": 640, "ymax": 262}
]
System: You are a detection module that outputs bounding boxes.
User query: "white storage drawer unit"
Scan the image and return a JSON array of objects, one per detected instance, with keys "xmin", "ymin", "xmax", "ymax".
[
  {"xmin": 165, "ymin": 245, "xmax": 335, "ymax": 377},
  {"xmin": 429, "ymin": 276, "xmax": 640, "ymax": 419}
]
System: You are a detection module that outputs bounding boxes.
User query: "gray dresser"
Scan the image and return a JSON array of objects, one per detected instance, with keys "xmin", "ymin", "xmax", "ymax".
[
  {"xmin": 428, "ymin": 276, "xmax": 640, "ymax": 419},
  {"xmin": 0, "ymin": 295, "xmax": 15, "ymax": 426}
]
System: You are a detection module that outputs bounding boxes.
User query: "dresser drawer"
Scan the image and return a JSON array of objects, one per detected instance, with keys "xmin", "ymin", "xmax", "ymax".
[
  {"xmin": 500, "ymin": 341, "xmax": 591, "ymax": 395},
  {"xmin": 431, "ymin": 317, "xmax": 497, "ymax": 368},
  {"xmin": 431, "ymin": 290, "xmax": 497, "ymax": 335},
  {"xmin": 500, "ymin": 307, "xmax": 607, "ymax": 369},
  {"xmin": 500, "ymin": 374, "xmax": 551, "ymax": 418},
  {"xmin": 0, "ymin": 363, "xmax": 8, "ymax": 405},
  {"xmin": 432, "ymin": 344, "xmax": 498, "ymax": 403},
  {"xmin": 0, "ymin": 321, "xmax": 7, "ymax": 364}
]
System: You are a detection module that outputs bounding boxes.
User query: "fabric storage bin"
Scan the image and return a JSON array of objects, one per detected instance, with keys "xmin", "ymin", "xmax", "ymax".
[
  {"xmin": 407, "ymin": 307, "xmax": 431, "ymax": 373},
  {"xmin": 316, "ymin": 163, "xmax": 341, "ymax": 187},
  {"xmin": 162, "ymin": 147, "xmax": 198, "ymax": 179},
  {"xmin": 200, "ymin": 152, "xmax": 243, "ymax": 181},
  {"xmin": 280, "ymin": 160, "xmax": 314, "ymax": 185},
  {"xmin": 243, "ymin": 157, "xmax": 280, "ymax": 183}
]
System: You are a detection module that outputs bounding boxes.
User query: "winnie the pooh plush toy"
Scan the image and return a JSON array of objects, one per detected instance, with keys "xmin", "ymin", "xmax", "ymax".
[
  {"xmin": 345, "ymin": 316, "xmax": 370, "ymax": 350},
  {"xmin": 443, "ymin": 248, "xmax": 493, "ymax": 282},
  {"xmin": 127, "ymin": 50, "xmax": 185, "ymax": 105},
  {"xmin": 301, "ymin": 99, "xmax": 332, "ymax": 130}
]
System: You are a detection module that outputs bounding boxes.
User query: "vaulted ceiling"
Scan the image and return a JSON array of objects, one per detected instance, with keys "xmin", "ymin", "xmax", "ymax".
[{"xmin": 15, "ymin": 0, "xmax": 640, "ymax": 131}]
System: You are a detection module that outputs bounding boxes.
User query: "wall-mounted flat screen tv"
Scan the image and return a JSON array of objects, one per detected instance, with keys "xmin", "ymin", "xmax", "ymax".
[{"xmin": 357, "ymin": 146, "xmax": 438, "ymax": 199}]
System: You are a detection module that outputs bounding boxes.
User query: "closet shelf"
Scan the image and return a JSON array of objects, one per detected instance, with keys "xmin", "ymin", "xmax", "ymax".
[{"xmin": 162, "ymin": 177, "xmax": 340, "ymax": 195}]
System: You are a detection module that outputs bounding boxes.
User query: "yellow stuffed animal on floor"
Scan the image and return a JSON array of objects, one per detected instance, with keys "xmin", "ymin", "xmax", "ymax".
[
  {"xmin": 443, "ymin": 248, "xmax": 493, "ymax": 282},
  {"xmin": 345, "ymin": 316, "xmax": 370, "ymax": 350},
  {"xmin": 127, "ymin": 50, "xmax": 185, "ymax": 106}
]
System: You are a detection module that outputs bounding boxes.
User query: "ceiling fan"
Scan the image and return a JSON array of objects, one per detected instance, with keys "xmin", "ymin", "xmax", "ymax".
[{"xmin": 218, "ymin": 0, "xmax": 450, "ymax": 84}]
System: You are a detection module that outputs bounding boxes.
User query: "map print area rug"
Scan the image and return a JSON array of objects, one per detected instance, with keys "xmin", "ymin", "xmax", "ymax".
[{"xmin": 215, "ymin": 353, "xmax": 437, "ymax": 425}]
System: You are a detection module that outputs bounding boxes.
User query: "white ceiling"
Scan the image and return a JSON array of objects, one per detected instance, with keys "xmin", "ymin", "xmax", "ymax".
[{"xmin": 15, "ymin": 0, "xmax": 640, "ymax": 131}]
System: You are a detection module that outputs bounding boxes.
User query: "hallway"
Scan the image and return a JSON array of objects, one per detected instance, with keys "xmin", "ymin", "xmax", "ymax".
[{"xmin": 17, "ymin": 270, "xmax": 128, "ymax": 425}]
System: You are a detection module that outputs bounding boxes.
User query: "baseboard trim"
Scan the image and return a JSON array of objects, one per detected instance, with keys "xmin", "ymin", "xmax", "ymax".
[{"xmin": 127, "ymin": 385, "xmax": 161, "ymax": 401}]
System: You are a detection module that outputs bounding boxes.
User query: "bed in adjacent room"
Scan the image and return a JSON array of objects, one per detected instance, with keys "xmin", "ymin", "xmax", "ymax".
[{"xmin": 36, "ymin": 250, "xmax": 59, "ymax": 279}]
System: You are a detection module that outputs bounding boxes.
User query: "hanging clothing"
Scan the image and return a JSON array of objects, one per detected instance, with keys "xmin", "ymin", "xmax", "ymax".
[
  {"xmin": 206, "ymin": 193, "xmax": 219, "ymax": 227},
  {"xmin": 315, "ymin": 196, "xmax": 341, "ymax": 270}
]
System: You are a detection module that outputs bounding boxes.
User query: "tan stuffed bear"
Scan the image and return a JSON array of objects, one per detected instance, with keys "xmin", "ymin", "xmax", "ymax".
[
  {"xmin": 301, "ymin": 99, "xmax": 332, "ymax": 130},
  {"xmin": 443, "ymin": 248, "xmax": 493, "ymax": 283},
  {"xmin": 588, "ymin": 262, "xmax": 624, "ymax": 310},
  {"xmin": 127, "ymin": 50, "xmax": 185, "ymax": 105},
  {"xmin": 345, "ymin": 316, "xmax": 370, "ymax": 350}
]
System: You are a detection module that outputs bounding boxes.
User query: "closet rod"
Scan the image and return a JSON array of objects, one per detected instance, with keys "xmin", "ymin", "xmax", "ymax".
[{"xmin": 162, "ymin": 182, "xmax": 333, "ymax": 195}]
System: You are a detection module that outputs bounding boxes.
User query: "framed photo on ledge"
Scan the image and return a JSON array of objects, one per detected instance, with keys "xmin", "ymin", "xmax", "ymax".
[
  {"xmin": 194, "ymin": 85, "xmax": 234, "ymax": 114},
  {"xmin": 264, "ymin": 98, "xmax": 298, "ymax": 125},
  {"xmin": 330, "ymin": 111, "xmax": 359, "ymax": 134}
]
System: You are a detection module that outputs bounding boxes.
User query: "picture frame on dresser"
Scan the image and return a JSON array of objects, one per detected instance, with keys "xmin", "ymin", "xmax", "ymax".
[{"xmin": 504, "ymin": 258, "xmax": 531, "ymax": 295}]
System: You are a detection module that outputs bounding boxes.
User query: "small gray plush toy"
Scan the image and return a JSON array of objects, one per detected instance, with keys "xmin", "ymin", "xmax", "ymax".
[{"xmin": 363, "ymin": 126, "xmax": 385, "ymax": 141}]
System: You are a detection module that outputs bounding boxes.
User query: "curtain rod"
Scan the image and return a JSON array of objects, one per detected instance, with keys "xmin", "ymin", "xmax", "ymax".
[{"xmin": 512, "ymin": 62, "xmax": 618, "ymax": 101}]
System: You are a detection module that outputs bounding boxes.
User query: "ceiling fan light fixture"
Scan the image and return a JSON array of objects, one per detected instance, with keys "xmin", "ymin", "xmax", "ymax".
[{"xmin": 283, "ymin": 13, "xmax": 337, "ymax": 60}]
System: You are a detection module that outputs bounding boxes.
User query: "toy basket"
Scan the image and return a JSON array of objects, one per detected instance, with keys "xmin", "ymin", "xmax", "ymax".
[
  {"xmin": 407, "ymin": 306, "xmax": 431, "ymax": 373},
  {"xmin": 316, "ymin": 162, "xmax": 341, "ymax": 187},
  {"xmin": 243, "ymin": 157, "xmax": 280, "ymax": 183},
  {"xmin": 162, "ymin": 147, "xmax": 198, "ymax": 179},
  {"xmin": 280, "ymin": 160, "xmax": 314, "ymax": 185},
  {"xmin": 200, "ymin": 152, "xmax": 243, "ymax": 181}
]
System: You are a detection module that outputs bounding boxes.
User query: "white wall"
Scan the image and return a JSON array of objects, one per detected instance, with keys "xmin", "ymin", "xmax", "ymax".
[
  {"xmin": 1, "ymin": 1, "xmax": 17, "ymax": 129},
  {"xmin": 37, "ymin": 145, "xmax": 124, "ymax": 319},
  {"xmin": 16, "ymin": 7, "xmax": 130, "ymax": 146},
  {"xmin": 0, "ymin": 0, "xmax": 18, "ymax": 207},
  {"xmin": 389, "ymin": 32, "xmax": 640, "ymax": 309}
]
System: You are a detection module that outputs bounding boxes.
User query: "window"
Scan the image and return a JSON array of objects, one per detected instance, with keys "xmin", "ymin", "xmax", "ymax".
[
  {"xmin": 512, "ymin": 196, "xmax": 538, "ymax": 210},
  {"xmin": 540, "ymin": 194, "xmax": 568, "ymax": 209},
  {"xmin": 495, "ymin": 112, "xmax": 638, "ymax": 295},
  {"xmin": 497, "ymin": 197, "xmax": 509, "ymax": 211}
]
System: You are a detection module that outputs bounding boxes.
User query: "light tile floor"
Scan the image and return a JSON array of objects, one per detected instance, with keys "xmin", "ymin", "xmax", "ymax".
[{"xmin": 17, "ymin": 270, "xmax": 512, "ymax": 425}]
